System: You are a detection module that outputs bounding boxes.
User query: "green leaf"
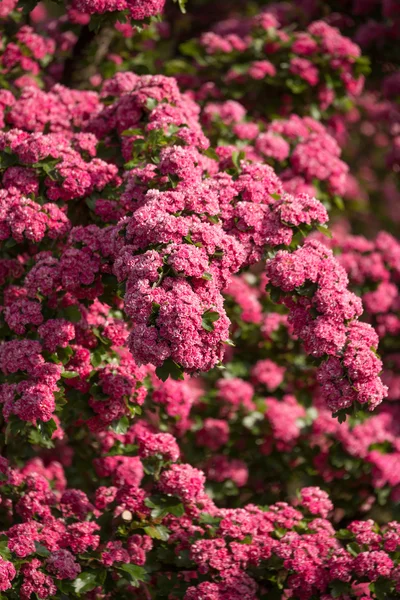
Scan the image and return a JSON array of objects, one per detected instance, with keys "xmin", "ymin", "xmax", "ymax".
[
  {"xmin": 201, "ymin": 309, "xmax": 220, "ymax": 332},
  {"xmin": 37, "ymin": 419, "xmax": 57, "ymax": 440},
  {"xmin": 72, "ymin": 572, "xmax": 99, "ymax": 594},
  {"xmin": 111, "ymin": 416, "xmax": 130, "ymax": 435},
  {"xmin": 62, "ymin": 305, "xmax": 82, "ymax": 323},
  {"xmin": 148, "ymin": 302, "xmax": 161, "ymax": 326},
  {"xmin": 19, "ymin": 0, "xmax": 39, "ymax": 14},
  {"xmin": 335, "ymin": 529, "xmax": 353, "ymax": 540},
  {"xmin": 29, "ymin": 419, "xmax": 57, "ymax": 448},
  {"xmin": 231, "ymin": 150, "xmax": 245, "ymax": 171},
  {"xmin": 167, "ymin": 174, "xmax": 179, "ymax": 188},
  {"xmin": 91, "ymin": 350, "xmax": 103, "ymax": 368},
  {"xmin": 346, "ymin": 542, "xmax": 361, "ymax": 557},
  {"xmin": 199, "ymin": 513, "xmax": 221, "ymax": 526},
  {"xmin": 0, "ymin": 540, "xmax": 11, "ymax": 560},
  {"xmin": 144, "ymin": 525, "xmax": 170, "ymax": 541},
  {"xmin": 372, "ymin": 578, "xmax": 395, "ymax": 600},
  {"xmin": 179, "ymin": 40, "xmax": 201, "ymax": 59},
  {"xmin": 61, "ymin": 371, "xmax": 79, "ymax": 379},
  {"xmin": 57, "ymin": 346, "xmax": 74, "ymax": 365},
  {"xmin": 204, "ymin": 147, "xmax": 219, "ymax": 161},
  {"xmin": 316, "ymin": 224, "xmax": 332, "ymax": 238},
  {"xmin": 117, "ymin": 563, "xmax": 147, "ymax": 585},
  {"xmin": 121, "ymin": 128, "xmax": 143, "ymax": 137},
  {"xmin": 296, "ymin": 282, "xmax": 318, "ymax": 298},
  {"xmin": 333, "ymin": 195, "xmax": 345, "ymax": 211},
  {"xmin": 269, "ymin": 287, "xmax": 282, "ymax": 304},
  {"xmin": 155, "ymin": 359, "xmax": 184, "ymax": 382},
  {"xmin": 201, "ymin": 272, "xmax": 212, "ymax": 281},
  {"xmin": 34, "ymin": 542, "xmax": 50, "ymax": 557},
  {"xmin": 330, "ymin": 580, "xmax": 350, "ymax": 598},
  {"xmin": 0, "ymin": 152, "xmax": 17, "ymax": 169},
  {"xmin": 85, "ymin": 197, "xmax": 97, "ymax": 212},
  {"xmin": 145, "ymin": 98, "xmax": 158, "ymax": 111},
  {"xmin": 175, "ymin": 0, "xmax": 188, "ymax": 13},
  {"xmin": 88, "ymin": 12, "xmax": 128, "ymax": 33},
  {"xmin": 145, "ymin": 495, "xmax": 185, "ymax": 519},
  {"xmin": 310, "ymin": 104, "xmax": 321, "ymax": 120},
  {"xmin": 3, "ymin": 238, "xmax": 17, "ymax": 250}
]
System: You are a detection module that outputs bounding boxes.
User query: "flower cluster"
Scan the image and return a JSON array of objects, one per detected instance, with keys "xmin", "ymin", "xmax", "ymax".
[
  {"xmin": 71, "ymin": 0, "xmax": 166, "ymax": 20},
  {"xmin": 266, "ymin": 239, "xmax": 388, "ymax": 415},
  {"xmin": 176, "ymin": 12, "xmax": 367, "ymax": 118},
  {"xmin": 0, "ymin": 447, "xmax": 399, "ymax": 599},
  {"xmin": 202, "ymin": 105, "xmax": 350, "ymax": 202}
]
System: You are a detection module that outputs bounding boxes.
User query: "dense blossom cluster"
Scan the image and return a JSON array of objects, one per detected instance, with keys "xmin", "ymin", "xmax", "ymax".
[
  {"xmin": 175, "ymin": 11, "xmax": 368, "ymax": 118},
  {"xmin": 71, "ymin": 0, "xmax": 166, "ymax": 20},
  {"xmin": 201, "ymin": 105, "xmax": 350, "ymax": 203},
  {"xmin": 0, "ymin": 450, "xmax": 399, "ymax": 599},
  {"xmin": 0, "ymin": 0, "xmax": 398, "ymax": 598},
  {"xmin": 266, "ymin": 239, "xmax": 387, "ymax": 414}
]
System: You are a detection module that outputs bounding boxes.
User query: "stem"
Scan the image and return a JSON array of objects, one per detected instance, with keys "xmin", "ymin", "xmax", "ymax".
[
  {"xmin": 62, "ymin": 25, "xmax": 115, "ymax": 87},
  {"xmin": 62, "ymin": 25, "xmax": 95, "ymax": 87}
]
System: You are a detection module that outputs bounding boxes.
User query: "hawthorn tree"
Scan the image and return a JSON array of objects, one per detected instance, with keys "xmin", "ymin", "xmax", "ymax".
[{"xmin": 0, "ymin": 0, "xmax": 399, "ymax": 598}]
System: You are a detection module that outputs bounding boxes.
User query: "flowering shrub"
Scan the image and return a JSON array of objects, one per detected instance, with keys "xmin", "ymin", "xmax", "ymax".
[
  {"xmin": 0, "ymin": 0, "xmax": 399, "ymax": 598},
  {"xmin": 172, "ymin": 13, "xmax": 369, "ymax": 119}
]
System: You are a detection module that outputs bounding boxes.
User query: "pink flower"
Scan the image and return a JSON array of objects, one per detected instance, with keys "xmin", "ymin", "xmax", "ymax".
[{"xmin": 289, "ymin": 58, "xmax": 319, "ymax": 86}]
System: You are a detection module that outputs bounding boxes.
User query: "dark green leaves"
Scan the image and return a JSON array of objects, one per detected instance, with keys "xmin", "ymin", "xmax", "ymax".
[
  {"xmin": 268, "ymin": 287, "xmax": 282, "ymax": 304},
  {"xmin": 61, "ymin": 305, "xmax": 82, "ymax": 323},
  {"xmin": 201, "ymin": 309, "xmax": 220, "ymax": 332},
  {"xmin": 61, "ymin": 370, "xmax": 79, "ymax": 379},
  {"xmin": 335, "ymin": 529, "xmax": 353, "ymax": 540},
  {"xmin": 28, "ymin": 419, "xmax": 57, "ymax": 448},
  {"xmin": 330, "ymin": 580, "xmax": 351, "ymax": 598},
  {"xmin": 31, "ymin": 157, "xmax": 62, "ymax": 180},
  {"xmin": 369, "ymin": 579, "xmax": 396, "ymax": 600},
  {"xmin": 231, "ymin": 150, "xmax": 245, "ymax": 171},
  {"xmin": 111, "ymin": 416, "xmax": 130, "ymax": 435},
  {"xmin": 34, "ymin": 542, "xmax": 50, "ymax": 557},
  {"xmin": 72, "ymin": 572, "xmax": 100, "ymax": 594},
  {"xmin": 148, "ymin": 302, "xmax": 161, "ymax": 326},
  {"xmin": 88, "ymin": 10, "xmax": 129, "ymax": 33},
  {"xmin": 145, "ymin": 495, "xmax": 185, "ymax": 519},
  {"xmin": 204, "ymin": 147, "xmax": 219, "ymax": 161},
  {"xmin": 0, "ymin": 151, "xmax": 17, "ymax": 170},
  {"xmin": 117, "ymin": 564, "xmax": 147, "ymax": 586},
  {"xmin": 144, "ymin": 524, "xmax": 170, "ymax": 541},
  {"xmin": 0, "ymin": 539, "xmax": 11, "ymax": 560},
  {"xmin": 155, "ymin": 359, "xmax": 184, "ymax": 382}
]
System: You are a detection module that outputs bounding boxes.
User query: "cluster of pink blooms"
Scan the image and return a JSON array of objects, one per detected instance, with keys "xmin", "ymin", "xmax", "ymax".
[
  {"xmin": 0, "ymin": 0, "xmax": 17, "ymax": 19},
  {"xmin": 114, "ymin": 174, "xmax": 332, "ymax": 373},
  {"xmin": 203, "ymin": 105, "xmax": 349, "ymax": 198},
  {"xmin": 332, "ymin": 230, "xmax": 400, "ymax": 344},
  {"xmin": 289, "ymin": 0, "xmax": 400, "ymax": 57},
  {"xmin": 71, "ymin": 0, "xmax": 166, "ymax": 20},
  {"xmin": 0, "ymin": 131, "xmax": 117, "ymax": 204},
  {"xmin": 0, "ymin": 447, "xmax": 399, "ymax": 599},
  {"xmin": 69, "ymin": 71, "xmax": 336, "ymax": 375},
  {"xmin": 0, "ymin": 26, "xmax": 55, "ymax": 88},
  {"xmin": 266, "ymin": 239, "xmax": 388, "ymax": 413},
  {"xmin": 310, "ymin": 401, "xmax": 400, "ymax": 501},
  {"xmin": 184, "ymin": 11, "xmax": 366, "ymax": 115}
]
